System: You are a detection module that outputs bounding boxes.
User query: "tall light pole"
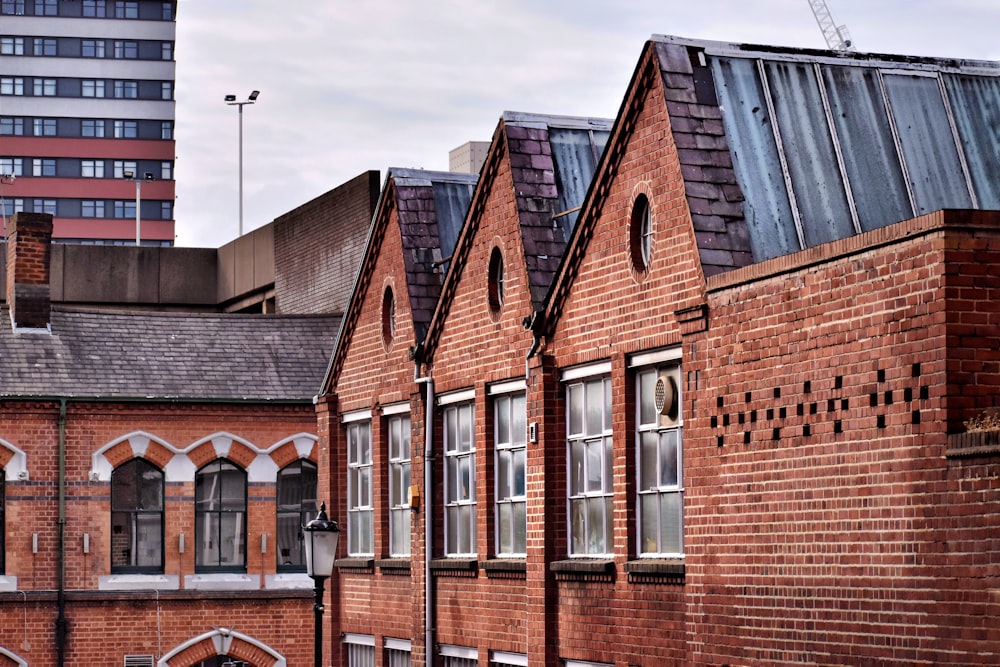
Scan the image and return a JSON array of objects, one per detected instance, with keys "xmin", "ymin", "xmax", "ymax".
[
  {"xmin": 122, "ymin": 170, "xmax": 153, "ymax": 246},
  {"xmin": 224, "ymin": 90, "xmax": 259, "ymax": 237},
  {"xmin": 303, "ymin": 502, "xmax": 340, "ymax": 667}
]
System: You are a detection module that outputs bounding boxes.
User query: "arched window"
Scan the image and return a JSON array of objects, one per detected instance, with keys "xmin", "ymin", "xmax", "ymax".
[
  {"xmin": 276, "ymin": 459, "xmax": 317, "ymax": 571},
  {"xmin": 111, "ymin": 458, "xmax": 164, "ymax": 572},
  {"xmin": 195, "ymin": 460, "xmax": 247, "ymax": 572}
]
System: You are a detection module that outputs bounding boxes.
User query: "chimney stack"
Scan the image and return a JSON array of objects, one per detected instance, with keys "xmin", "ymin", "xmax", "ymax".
[{"xmin": 6, "ymin": 212, "xmax": 53, "ymax": 330}]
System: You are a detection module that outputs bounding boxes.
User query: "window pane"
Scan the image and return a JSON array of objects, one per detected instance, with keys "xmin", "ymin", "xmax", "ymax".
[
  {"xmin": 659, "ymin": 492, "xmax": 683, "ymax": 554},
  {"xmin": 640, "ymin": 431, "xmax": 658, "ymax": 491},
  {"xmin": 570, "ymin": 498, "xmax": 586, "ymax": 554},
  {"xmin": 586, "ymin": 441, "xmax": 602, "ymax": 493},
  {"xmin": 512, "ymin": 501, "xmax": 526, "ymax": 554},
  {"xmin": 497, "ymin": 449, "xmax": 510, "ymax": 500},
  {"xmin": 512, "ymin": 393, "xmax": 526, "ymax": 445},
  {"xmin": 497, "ymin": 396, "xmax": 510, "ymax": 444},
  {"xmin": 569, "ymin": 441, "xmax": 585, "ymax": 495},
  {"xmin": 659, "ymin": 430, "xmax": 679, "ymax": 487},
  {"xmin": 567, "ymin": 383, "xmax": 582, "ymax": 435},
  {"xmin": 639, "ymin": 370, "xmax": 656, "ymax": 425},
  {"xmin": 512, "ymin": 448, "xmax": 525, "ymax": 497},
  {"xmin": 639, "ymin": 493, "xmax": 658, "ymax": 554},
  {"xmin": 585, "ymin": 380, "xmax": 603, "ymax": 435},
  {"xmin": 218, "ymin": 513, "xmax": 245, "ymax": 565},
  {"xmin": 498, "ymin": 503, "xmax": 511, "ymax": 553}
]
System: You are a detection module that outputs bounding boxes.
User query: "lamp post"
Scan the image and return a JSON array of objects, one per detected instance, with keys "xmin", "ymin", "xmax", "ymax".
[
  {"xmin": 303, "ymin": 502, "xmax": 340, "ymax": 667},
  {"xmin": 224, "ymin": 89, "xmax": 259, "ymax": 237},
  {"xmin": 122, "ymin": 170, "xmax": 154, "ymax": 246}
]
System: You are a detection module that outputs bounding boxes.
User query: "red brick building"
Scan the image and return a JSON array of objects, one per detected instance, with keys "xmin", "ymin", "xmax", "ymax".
[{"xmin": 319, "ymin": 36, "xmax": 1000, "ymax": 667}]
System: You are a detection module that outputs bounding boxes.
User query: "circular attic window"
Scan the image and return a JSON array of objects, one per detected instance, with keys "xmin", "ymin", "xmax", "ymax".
[
  {"xmin": 488, "ymin": 246, "xmax": 504, "ymax": 314},
  {"xmin": 381, "ymin": 286, "xmax": 396, "ymax": 347},
  {"xmin": 630, "ymin": 193, "xmax": 652, "ymax": 273}
]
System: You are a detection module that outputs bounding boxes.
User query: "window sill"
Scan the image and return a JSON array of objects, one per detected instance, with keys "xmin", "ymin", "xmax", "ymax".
[
  {"xmin": 335, "ymin": 557, "xmax": 374, "ymax": 571},
  {"xmin": 623, "ymin": 558, "xmax": 686, "ymax": 582},
  {"xmin": 550, "ymin": 558, "xmax": 615, "ymax": 582},
  {"xmin": 264, "ymin": 573, "xmax": 313, "ymax": 590},
  {"xmin": 0, "ymin": 576, "xmax": 17, "ymax": 592},
  {"xmin": 429, "ymin": 558, "xmax": 478, "ymax": 577},
  {"xmin": 375, "ymin": 558, "xmax": 411, "ymax": 573},
  {"xmin": 480, "ymin": 558, "xmax": 526, "ymax": 579},
  {"xmin": 183, "ymin": 573, "xmax": 258, "ymax": 590},
  {"xmin": 99, "ymin": 574, "xmax": 179, "ymax": 591}
]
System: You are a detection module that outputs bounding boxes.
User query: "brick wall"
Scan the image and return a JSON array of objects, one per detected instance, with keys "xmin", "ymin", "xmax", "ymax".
[{"xmin": 274, "ymin": 171, "xmax": 380, "ymax": 315}]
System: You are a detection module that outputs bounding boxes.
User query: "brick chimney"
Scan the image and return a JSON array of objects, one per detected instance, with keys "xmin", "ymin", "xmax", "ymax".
[{"xmin": 6, "ymin": 212, "xmax": 53, "ymax": 330}]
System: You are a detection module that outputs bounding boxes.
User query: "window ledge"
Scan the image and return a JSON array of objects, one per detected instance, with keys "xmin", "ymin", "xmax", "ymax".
[
  {"xmin": 99, "ymin": 574, "xmax": 179, "ymax": 591},
  {"xmin": 0, "ymin": 576, "xmax": 17, "ymax": 592},
  {"xmin": 429, "ymin": 558, "xmax": 478, "ymax": 577},
  {"xmin": 947, "ymin": 430, "xmax": 1000, "ymax": 458},
  {"xmin": 264, "ymin": 573, "xmax": 313, "ymax": 590},
  {"xmin": 550, "ymin": 558, "xmax": 614, "ymax": 574},
  {"xmin": 375, "ymin": 558, "xmax": 411, "ymax": 572},
  {"xmin": 184, "ymin": 573, "xmax": 258, "ymax": 591},
  {"xmin": 335, "ymin": 557, "xmax": 374, "ymax": 570},
  {"xmin": 623, "ymin": 558, "xmax": 686, "ymax": 579},
  {"xmin": 480, "ymin": 558, "xmax": 526, "ymax": 579}
]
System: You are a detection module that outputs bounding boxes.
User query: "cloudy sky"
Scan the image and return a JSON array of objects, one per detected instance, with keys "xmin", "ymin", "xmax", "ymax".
[{"xmin": 172, "ymin": 0, "xmax": 1000, "ymax": 247}]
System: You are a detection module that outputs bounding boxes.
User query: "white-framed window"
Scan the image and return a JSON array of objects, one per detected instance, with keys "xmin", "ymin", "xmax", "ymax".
[
  {"xmin": 1, "ymin": 78, "xmax": 25, "ymax": 96},
  {"xmin": 82, "ymin": 79, "xmax": 105, "ymax": 98},
  {"xmin": 346, "ymin": 419, "xmax": 373, "ymax": 556},
  {"xmin": 385, "ymin": 638, "xmax": 411, "ymax": 667},
  {"xmin": 635, "ymin": 357, "xmax": 684, "ymax": 557},
  {"xmin": 493, "ymin": 386, "xmax": 526, "ymax": 556},
  {"xmin": 565, "ymin": 661, "xmax": 612, "ymax": 667},
  {"xmin": 113, "ymin": 160, "xmax": 136, "ymax": 179},
  {"xmin": 160, "ymin": 201, "xmax": 172, "ymax": 220},
  {"xmin": 344, "ymin": 634, "xmax": 375, "ymax": 667},
  {"xmin": 82, "ymin": 39, "xmax": 104, "ymax": 57},
  {"xmin": 1, "ymin": 37, "xmax": 24, "ymax": 55},
  {"xmin": 490, "ymin": 651, "xmax": 527, "ymax": 667},
  {"xmin": 32, "ymin": 158, "xmax": 55, "ymax": 177},
  {"xmin": 387, "ymin": 410, "xmax": 411, "ymax": 557},
  {"xmin": 0, "ymin": 199, "xmax": 24, "ymax": 216},
  {"xmin": 82, "ymin": 160, "xmax": 104, "ymax": 178},
  {"xmin": 161, "ymin": 81, "xmax": 172, "ymax": 100},
  {"xmin": 83, "ymin": 119, "xmax": 105, "ymax": 137},
  {"xmin": 161, "ymin": 42, "xmax": 172, "ymax": 60},
  {"xmin": 440, "ymin": 645, "xmax": 477, "ymax": 667},
  {"xmin": 443, "ymin": 400, "xmax": 475, "ymax": 556},
  {"xmin": 160, "ymin": 161, "xmax": 172, "ymax": 180},
  {"xmin": 33, "ymin": 0, "xmax": 55, "ymax": 15},
  {"xmin": 565, "ymin": 366, "xmax": 613, "ymax": 556},
  {"xmin": 161, "ymin": 121, "xmax": 172, "ymax": 139},
  {"xmin": 114, "ymin": 120, "xmax": 137, "ymax": 138},
  {"xmin": 0, "ymin": 157, "xmax": 23, "ymax": 176},
  {"xmin": 33, "ymin": 118, "xmax": 56, "ymax": 136},
  {"xmin": 33, "ymin": 78, "xmax": 56, "ymax": 96}
]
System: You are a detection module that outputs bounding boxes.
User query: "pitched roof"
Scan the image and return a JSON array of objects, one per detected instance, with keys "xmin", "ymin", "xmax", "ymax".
[
  {"xmin": 654, "ymin": 35, "xmax": 1000, "ymax": 268},
  {"xmin": 322, "ymin": 169, "xmax": 477, "ymax": 390},
  {"xmin": 0, "ymin": 307, "xmax": 340, "ymax": 401}
]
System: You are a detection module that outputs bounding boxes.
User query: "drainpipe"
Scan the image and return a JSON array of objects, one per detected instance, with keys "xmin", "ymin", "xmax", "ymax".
[
  {"xmin": 56, "ymin": 398, "xmax": 68, "ymax": 667},
  {"xmin": 413, "ymin": 354, "xmax": 434, "ymax": 665}
]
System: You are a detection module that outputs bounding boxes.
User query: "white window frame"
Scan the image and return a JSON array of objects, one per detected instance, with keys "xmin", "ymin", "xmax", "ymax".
[
  {"xmin": 344, "ymin": 633, "xmax": 375, "ymax": 667},
  {"xmin": 385, "ymin": 638, "xmax": 411, "ymax": 667},
  {"xmin": 442, "ymin": 400, "xmax": 475, "ymax": 556},
  {"xmin": 33, "ymin": 78, "xmax": 56, "ymax": 96},
  {"xmin": 386, "ymin": 408, "xmax": 412, "ymax": 557},
  {"xmin": 1, "ymin": 37, "xmax": 24, "ymax": 55},
  {"xmin": 564, "ymin": 364, "xmax": 613, "ymax": 557},
  {"xmin": 346, "ymin": 419, "xmax": 373, "ymax": 556},
  {"xmin": 492, "ymin": 380, "xmax": 526, "ymax": 557},
  {"xmin": 440, "ymin": 644, "xmax": 477, "ymax": 667},
  {"xmin": 113, "ymin": 160, "xmax": 136, "ymax": 179},
  {"xmin": 632, "ymin": 347, "xmax": 684, "ymax": 558},
  {"xmin": 1, "ymin": 77, "xmax": 25, "ymax": 96},
  {"xmin": 491, "ymin": 650, "xmax": 527, "ymax": 667},
  {"xmin": 32, "ymin": 158, "xmax": 55, "ymax": 177},
  {"xmin": 81, "ymin": 160, "xmax": 103, "ymax": 178},
  {"xmin": 0, "ymin": 157, "xmax": 24, "ymax": 176}
]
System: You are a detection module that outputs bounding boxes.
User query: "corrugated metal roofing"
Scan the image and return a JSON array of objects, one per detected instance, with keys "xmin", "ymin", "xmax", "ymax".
[{"xmin": 667, "ymin": 35, "xmax": 1000, "ymax": 262}]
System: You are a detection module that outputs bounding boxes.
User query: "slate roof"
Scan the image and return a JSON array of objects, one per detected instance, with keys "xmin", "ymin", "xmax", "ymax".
[{"xmin": 0, "ymin": 307, "xmax": 341, "ymax": 400}]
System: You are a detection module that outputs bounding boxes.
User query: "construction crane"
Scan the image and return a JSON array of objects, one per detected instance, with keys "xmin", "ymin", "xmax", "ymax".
[{"xmin": 807, "ymin": 0, "xmax": 856, "ymax": 51}]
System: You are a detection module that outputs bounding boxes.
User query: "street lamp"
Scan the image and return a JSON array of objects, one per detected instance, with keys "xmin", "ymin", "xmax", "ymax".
[
  {"xmin": 224, "ymin": 89, "xmax": 259, "ymax": 237},
  {"xmin": 303, "ymin": 502, "xmax": 340, "ymax": 667},
  {"xmin": 122, "ymin": 170, "xmax": 154, "ymax": 246}
]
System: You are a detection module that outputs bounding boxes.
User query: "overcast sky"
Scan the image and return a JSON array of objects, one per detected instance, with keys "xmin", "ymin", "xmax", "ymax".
[{"xmin": 172, "ymin": 0, "xmax": 1000, "ymax": 248}]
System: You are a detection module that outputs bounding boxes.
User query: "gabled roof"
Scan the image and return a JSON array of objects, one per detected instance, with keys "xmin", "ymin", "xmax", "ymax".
[
  {"xmin": 543, "ymin": 35, "xmax": 1000, "ymax": 329},
  {"xmin": 420, "ymin": 112, "xmax": 611, "ymax": 361},
  {"xmin": 0, "ymin": 307, "xmax": 340, "ymax": 401},
  {"xmin": 322, "ymin": 169, "xmax": 476, "ymax": 391}
]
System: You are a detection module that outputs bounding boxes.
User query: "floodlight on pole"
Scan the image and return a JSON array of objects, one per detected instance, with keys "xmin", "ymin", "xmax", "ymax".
[{"xmin": 224, "ymin": 90, "xmax": 260, "ymax": 237}]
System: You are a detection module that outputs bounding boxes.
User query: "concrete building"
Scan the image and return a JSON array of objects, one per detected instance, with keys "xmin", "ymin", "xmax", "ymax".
[
  {"xmin": 318, "ymin": 36, "xmax": 1000, "ymax": 666},
  {"xmin": 0, "ymin": 0, "xmax": 177, "ymax": 245}
]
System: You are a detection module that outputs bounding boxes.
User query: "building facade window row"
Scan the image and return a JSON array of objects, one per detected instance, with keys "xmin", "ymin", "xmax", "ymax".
[
  {"xmin": 0, "ymin": 196, "xmax": 173, "ymax": 220},
  {"xmin": 1, "ymin": 0, "xmax": 174, "ymax": 21},
  {"xmin": 1, "ymin": 76, "xmax": 173, "ymax": 100},
  {"xmin": 0, "ymin": 35, "xmax": 172, "ymax": 60},
  {"xmin": 340, "ymin": 358, "xmax": 683, "ymax": 564},
  {"xmin": 109, "ymin": 457, "xmax": 317, "ymax": 574},
  {"xmin": 1, "ymin": 116, "xmax": 172, "ymax": 139},
  {"xmin": 0, "ymin": 156, "xmax": 171, "ymax": 180}
]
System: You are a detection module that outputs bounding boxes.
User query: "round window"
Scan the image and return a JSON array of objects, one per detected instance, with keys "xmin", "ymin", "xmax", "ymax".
[
  {"xmin": 488, "ymin": 246, "xmax": 504, "ymax": 313},
  {"xmin": 381, "ymin": 286, "xmax": 396, "ymax": 346},
  {"xmin": 630, "ymin": 193, "xmax": 652, "ymax": 273}
]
